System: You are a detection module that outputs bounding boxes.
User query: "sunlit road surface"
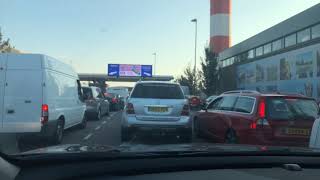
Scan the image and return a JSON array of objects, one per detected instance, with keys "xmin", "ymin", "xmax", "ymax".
[{"xmin": 18, "ymin": 110, "xmax": 207, "ymax": 153}]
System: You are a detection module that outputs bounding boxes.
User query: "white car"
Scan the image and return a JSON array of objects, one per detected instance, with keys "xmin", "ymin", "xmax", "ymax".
[
  {"xmin": 309, "ymin": 117, "xmax": 320, "ymax": 149},
  {"xmin": 121, "ymin": 81, "xmax": 192, "ymax": 142},
  {"xmin": 0, "ymin": 53, "xmax": 86, "ymax": 144}
]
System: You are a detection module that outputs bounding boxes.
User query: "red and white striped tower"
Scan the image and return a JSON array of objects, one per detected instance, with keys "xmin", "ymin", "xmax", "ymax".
[{"xmin": 210, "ymin": 0, "xmax": 231, "ymax": 54}]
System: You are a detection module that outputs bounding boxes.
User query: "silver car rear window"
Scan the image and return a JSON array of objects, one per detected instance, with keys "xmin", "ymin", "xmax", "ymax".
[{"xmin": 131, "ymin": 83, "xmax": 184, "ymax": 99}]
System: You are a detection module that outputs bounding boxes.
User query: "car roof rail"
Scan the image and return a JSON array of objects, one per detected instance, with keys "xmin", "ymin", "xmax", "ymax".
[
  {"xmin": 272, "ymin": 91, "xmax": 306, "ymax": 97},
  {"xmin": 223, "ymin": 90, "xmax": 260, "ymax": 95}
]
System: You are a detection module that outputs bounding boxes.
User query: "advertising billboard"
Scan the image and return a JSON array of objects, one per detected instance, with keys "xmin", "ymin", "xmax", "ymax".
[
  {"xmin": 108, "ymin": 64, "xmax": 152, "ymax": 77},
  {"xmin": 236, "ymin": 42, "xmax": 320, "ymax": 99}
]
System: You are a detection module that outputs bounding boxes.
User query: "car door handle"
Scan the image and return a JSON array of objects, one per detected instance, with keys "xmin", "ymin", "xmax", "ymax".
[{"xmin": 7, "ymin": 109, "xmax": 15, "ymax": 114}]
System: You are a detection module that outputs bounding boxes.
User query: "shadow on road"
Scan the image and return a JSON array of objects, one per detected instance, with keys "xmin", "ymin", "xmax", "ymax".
[
  {"xmin": 18, "ymin": 125, "xmax": 83, "ymax": 153},
  {"xmin": 125, "ymin": 133, "xmax": 193, "ymax": 145}
]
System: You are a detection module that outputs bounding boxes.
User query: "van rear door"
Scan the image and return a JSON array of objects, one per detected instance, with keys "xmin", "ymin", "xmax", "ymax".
[
  {"xmin": 2, "ymin": 54, "xmax": 42, "ymax": 133},
  {"xmin": 0, "ymin": 54, "xmax": 7, "ymax": 131}
]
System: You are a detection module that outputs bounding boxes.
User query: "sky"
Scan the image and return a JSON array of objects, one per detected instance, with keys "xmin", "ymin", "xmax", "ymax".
[{"xmin": 1, "ymin": 0, "xmax": 320, "ymax": 86}]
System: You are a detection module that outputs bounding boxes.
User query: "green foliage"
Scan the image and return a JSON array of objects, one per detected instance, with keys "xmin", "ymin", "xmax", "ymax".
[
  {"xmin": 0, "ymin": 28, "xmax": 14, "ymax": 53},
  {"xmin": 175, "ymin": 64, "xmax": 201, "ymax": 95},
  {"xmin": 200, "ymin": 47, "xmax": 220, "ymax": 95}
]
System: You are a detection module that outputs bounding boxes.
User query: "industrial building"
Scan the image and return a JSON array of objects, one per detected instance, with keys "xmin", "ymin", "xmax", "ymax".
[{"xmin": 215, "ymin": 3, "xmax": 320, "ymax": 99}]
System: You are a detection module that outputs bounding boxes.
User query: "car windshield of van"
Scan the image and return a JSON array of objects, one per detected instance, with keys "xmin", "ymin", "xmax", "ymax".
[{"xmin": 2, "ymin": 0, "xmax": 320, "ymax": 164}]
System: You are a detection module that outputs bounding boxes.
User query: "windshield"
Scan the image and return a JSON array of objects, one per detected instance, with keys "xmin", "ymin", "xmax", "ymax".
[
  {"xmin": 267, "ymin": 98, "xmax": 319, "ymax": 120},
  {"xmin": 2, "ymin": 0, "xmax": 320, "ymax": 162},
  {"xmin": 131, "ymin": 83, "xmax": 184, "ymax": 99}
]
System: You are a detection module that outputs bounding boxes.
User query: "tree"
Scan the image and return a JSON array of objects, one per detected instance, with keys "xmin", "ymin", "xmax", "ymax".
[
  {"xmin": 175, "ymin": 64, "xmax": 201, "ymax": 95},
  {"xmin": 200, "ymin": 47, "xmax": 220, "ymax": 95},
  {"xmin": 0, "ymin": 28, "xmax": 15, "ymax": 53}
]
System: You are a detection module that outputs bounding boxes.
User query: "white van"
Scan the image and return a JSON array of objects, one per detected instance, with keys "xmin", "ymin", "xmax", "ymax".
[{"xmin": 0, "ymin": 53, "xmax": 86, "ymax": 144}]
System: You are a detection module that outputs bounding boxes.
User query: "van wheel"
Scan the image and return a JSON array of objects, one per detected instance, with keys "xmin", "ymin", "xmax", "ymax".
[
  {"xmin": 225, "ymin": 129, "xmax": 238, "ymax": 144},
  {"xmin": 51, "ymin": 120, "xmax": 64, "ymax": 145},
  {"xmin": 79, "ymin": 115, "xmax": 87, "ymax": 129}
]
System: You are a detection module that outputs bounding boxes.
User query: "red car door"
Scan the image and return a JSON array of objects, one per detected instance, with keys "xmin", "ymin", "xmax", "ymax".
[
  {"xmin": 197, "ymin": 97, "xmax": 223, "ymax": 140},
  {"xmin": 207, "ymin": 95, "xmax": 238, "ymax": 142}
]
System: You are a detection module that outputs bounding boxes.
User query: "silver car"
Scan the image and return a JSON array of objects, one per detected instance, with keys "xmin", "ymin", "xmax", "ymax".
[
  {"xmin": 82, "ymin": 86, "xmax": 110, "ymax": 120},
  {"xmin": 121, "ymin": 81, "xmax": 192, "ymax": 142}
]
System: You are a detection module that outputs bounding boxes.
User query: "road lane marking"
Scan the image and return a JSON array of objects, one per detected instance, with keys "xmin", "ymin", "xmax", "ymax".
[
  {"xmin": 111, "ymin": 111, "xmax": 120, "ymax": 118},
  {"xmin": 95, "ymin": 126, "xmax": 101, "ymax": 130},
  {"xmin": 102, "ymin": 121, "xmax": 107, "ymax": 124},
  {"xmin": 83, "ymin": 133, "xmax": 93, "ymax": 140}
]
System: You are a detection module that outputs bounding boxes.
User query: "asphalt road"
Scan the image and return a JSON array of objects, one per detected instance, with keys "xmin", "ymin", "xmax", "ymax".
[
  {"xmin": 17, "ymin": 110, "xmax": 206, "ymax": 153},
  {"xmin": 62, "ymin": 111, "xmax": 122, "ymax": 147}
]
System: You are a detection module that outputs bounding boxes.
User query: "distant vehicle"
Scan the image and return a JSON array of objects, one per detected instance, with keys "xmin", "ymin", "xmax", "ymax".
[
  {"xmin": 122, "ymin": 81, "xmax": 192, "ymax": 142},
  {"xmin": 105, "ymin": 93, "xmax": 121, "ymax": 111},
  {"xmin": 82, "ymin": 86, "xmax": 110, "ymax": 120},
  {"xmin": 0, "ymin": 54, "xmax": 86, "ymax": 144},
  {"xmin": 194, "ymin": 90, "xmax": 318, "ymax": 147},
  {"xmin": 106, "ymin": 87, "xmax": 130, "ymax": 99}
]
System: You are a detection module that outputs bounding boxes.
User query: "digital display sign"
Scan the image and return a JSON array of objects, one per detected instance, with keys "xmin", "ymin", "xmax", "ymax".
[{"xmin": 108, "ymin": 64, "xmax": 153, "ymax": 77}]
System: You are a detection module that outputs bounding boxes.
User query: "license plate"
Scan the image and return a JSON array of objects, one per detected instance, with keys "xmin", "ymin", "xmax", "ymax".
[
  {"xmin": 286, "ymin": 128, "xmax": 310, "ymax": 136},
  {"xmin": 148, "ymin": 107, "xmax": 168, "ymax": 112}
]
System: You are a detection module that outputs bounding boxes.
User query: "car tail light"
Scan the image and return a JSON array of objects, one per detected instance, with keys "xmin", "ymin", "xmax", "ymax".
[
  {"xmin": 126, "ymin": 103, "xmax": 135, "ymax": 114},
  {"xmin": 258, "ymin": 98, "xmax": 266, "ymax": 119},
  {"xmin": 250, "ymin": 98, "xmax": 269, "ymax": 129},
  {"xmin": 41, "ymin": 104, "xmax": 49, "ymax": 125},
  {"xmin": 112, "ymin": 98, "xmax": 118, "ymax": 103},
  {"xmin": 181, "ymin": 104, "xmax": 190, "ymax": 116},
  {"xmin": 250, "ymin": 121, "xmax": 257, "ymax": 129}
]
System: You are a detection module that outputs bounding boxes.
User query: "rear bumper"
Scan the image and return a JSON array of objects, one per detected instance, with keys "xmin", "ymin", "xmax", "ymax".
[
  {"xmin": 122, "ymin": 115, "xmax": 191, "ymax": 133},
  {"xmin": 17, "ymin": 119, "xmax": 58, "ymax": 140},
  {"xmin": 123, "ymin": 115, "xmax": 191, "ymax": 127}
]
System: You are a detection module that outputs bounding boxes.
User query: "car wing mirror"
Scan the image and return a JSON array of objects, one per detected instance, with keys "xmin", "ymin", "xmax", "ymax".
[{"xmin": 202, "ymin": 106, "xmax": 208, "ymax": 111}]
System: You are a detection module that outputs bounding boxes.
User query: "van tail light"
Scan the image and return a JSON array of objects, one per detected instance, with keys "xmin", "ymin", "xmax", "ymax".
[
  {"xmin": 250, "ymin": 98, "xmax": 269, "ymax": 129},
  {"xmin": 126, "ymin": 103, "xmax": 135, "ymax": 114},
  {"xmin": 181, "ymin": 104, "xmax": 190, "ymax": 116},
  {"xmin": 41, "ymin": 104, "xmax": 49, "ymax": 125}
]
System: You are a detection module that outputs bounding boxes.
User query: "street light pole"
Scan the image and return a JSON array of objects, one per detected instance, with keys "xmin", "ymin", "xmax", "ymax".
[
  {"xmin": 152, "ymin": 52, "xmax": 157, "ymax": 75},
  {"xmin": 191, "ymin": 18, "xmax": 197, "ymax": 75}
]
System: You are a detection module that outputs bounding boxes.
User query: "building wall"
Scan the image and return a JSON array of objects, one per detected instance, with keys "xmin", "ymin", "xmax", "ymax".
[
  {"xmin": 235, "ymin": 42, "xmax": 320, "ymax": 99},
  {"xmin": 219, "ymin": 65, "xmax": 237, "ymax": 92}
]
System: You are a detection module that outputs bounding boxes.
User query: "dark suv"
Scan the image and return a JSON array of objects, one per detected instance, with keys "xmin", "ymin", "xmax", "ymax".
[{"xmin": 193, "ymin": 90, "xmax": 319, "ymax": 147}]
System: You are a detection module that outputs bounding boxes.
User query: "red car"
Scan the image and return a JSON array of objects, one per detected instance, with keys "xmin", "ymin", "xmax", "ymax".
[{"xmin": 193, "ymin": 90, "xmax": 319, "ymax": 147}]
